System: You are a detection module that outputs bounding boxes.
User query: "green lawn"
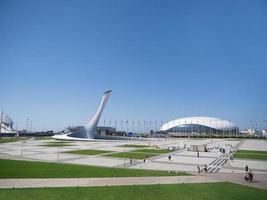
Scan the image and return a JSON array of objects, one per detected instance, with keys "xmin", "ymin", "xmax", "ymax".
[
  {"xmin": 34, "ymin": 137, "xmax": 53, "ymax": 140},
  {"xmin": 0, "ymin": 138, "xmax": 24, "ymax": 144},
  {"xmin": 119, "ymin": 144, "xmax": 150, "ymax": 148},
  {"xmin": 106, "ymin": 148, "xmax": 173, "ymax": 159},
  {"xmin": 0, "ymin": 159, "xmax": 186, "ymax": 178},
  {"xmin": 134, "ymin": 148, "xmax": 173, "ymax": 154},
  {"xmin": 39, "ymin": 141, "xmax": 73, "ymax": 147},
  {"xmin": 234, "ymin": 150, "xmax": 267, "ymax": 160},
  {"xmin": 105, "ymin": 152, "xmax": 159, "ymax": 159},
  {"xmin": 65, "ymin": 149, "xmax": 113, "ymax": 155},
  {"xmin": 0, "ymin": 182, "xmax": 266, "ymax": 200}
]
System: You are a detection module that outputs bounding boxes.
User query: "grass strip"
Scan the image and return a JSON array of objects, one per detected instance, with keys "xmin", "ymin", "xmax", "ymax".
[
  {"xmin": 0, "ymin": 182, "xmax": 266, "ymax": 200},
  {"xmin": 0, "ymin": 159, "xmax": 187, "ymax": 178},
  {"xmin": 234, "ymin": 150, "xmax": 267, "ymax": 160},
  {"xmin": 65, "ymin": 149, "xmax": 112, "ymax": 155},
  {"xmin": 0, "ymin": 138, "xmax": 24, "ymax": 144},
  {"xmin": 119, "ymin": 144, "xmax": 150, "ymax": 148}
]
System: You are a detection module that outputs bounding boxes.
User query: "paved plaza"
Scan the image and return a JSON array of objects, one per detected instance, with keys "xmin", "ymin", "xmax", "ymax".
[
  {"xmin": 0, "ymin": 138, "xmax": 266, "ymax": 175},
  {"xmin": 0, "ymin": 138, "xmax": 267, "ymax": 190}
]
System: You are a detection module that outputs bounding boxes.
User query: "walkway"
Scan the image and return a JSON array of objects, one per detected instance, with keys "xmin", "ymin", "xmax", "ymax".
[{"xmin": 0, "ymin": 176, "xmax": 219, "ymax": 189}]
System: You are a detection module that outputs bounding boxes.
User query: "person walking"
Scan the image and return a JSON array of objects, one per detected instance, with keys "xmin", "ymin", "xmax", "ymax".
[
  {"xmin": 249, "ymin": 170, "xmax": 253, "ymax": 182},
  {"xmin": 197, "ymin": 165, "xmax": 200, "ymax": 174},
  {"xmin": 130, "ymin": 157, "xmax": 132, "ymax": 165},
  {"xmin": 197, "ymin": 151, "xmax": 199, "ymax": 157},
  {"xmin": 168, "ymin": 154, "xmax": 171, "ymax": 161},
  {"xmin": 204, "ymin": 164, "xmax": 208, "ymax": 173},
  {"xmin": 245, "ymin": 165, "xmax": 248, "ymax": 172}
]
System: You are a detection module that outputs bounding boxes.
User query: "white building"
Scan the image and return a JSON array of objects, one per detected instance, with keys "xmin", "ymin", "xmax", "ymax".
[
  {"xmin": 0, "ymin": 111, "xmax": 17, "ymax": 134},
  {"xmin": 161, "ymin": 116, "xmax": 239, "ymax": 136}
]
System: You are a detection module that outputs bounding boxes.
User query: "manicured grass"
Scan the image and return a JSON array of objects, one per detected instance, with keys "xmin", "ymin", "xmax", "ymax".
[
  {"xmin": 133, "ymin": 148, "xmax": 173, "ymax": 154},
  {"xmin": 0, "ymin": 182, "xmax": 266, "ymax": 200},
  {"xmin": 120, "ymin": 144, "xmax": 150, "ymax": 148},
  {"xmin": 39, "ymin": 141, "xmax": 73, "ymax": 147},
  {"xmin": 106, "ymin": 148, "xmax": 173, "ymax": 159},
  {"xmin": 40, "ymin": 144, "xmax": 73, "ymax": 147},
  {"xmin": 65, "ymin": 149, "xmax": 113, "ymax": 155},
  {"xmin": 0, "ymin": 138, "xmax": 24, "ymax": 144},
  {"xmin": 234, "ymin": 150, "xmax": 267, "ymax": 160},
  {"xmin": 106, "ymin": 152, "xmax": 159, "ymax": 159},
  {"xmin": 0, "ymin": 159, "xmax": 186, "ymax": 178},
  {"xmin": 235, "ymin": 150, "xmax": 267, "ymax": 154}
]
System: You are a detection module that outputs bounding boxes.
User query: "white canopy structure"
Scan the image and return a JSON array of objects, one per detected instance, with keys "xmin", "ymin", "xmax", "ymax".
[{"xmin": 160, "ymin": 116, "xmax": 239, "ymax": 135}]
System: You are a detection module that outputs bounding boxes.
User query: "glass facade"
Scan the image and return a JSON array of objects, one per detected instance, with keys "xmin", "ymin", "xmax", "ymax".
[{"xmin": 167, "ymin": 124, "xmax": 239, "ymax": 135}]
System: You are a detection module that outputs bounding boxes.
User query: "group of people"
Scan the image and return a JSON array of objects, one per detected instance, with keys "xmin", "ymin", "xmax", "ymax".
[
  {"xmin": 197, "ymin": 164, "xmax": 208, "ymax": 174},
  {"xmin": 244, "ymin": 165, "xmax": 254, "ymax": 182}
]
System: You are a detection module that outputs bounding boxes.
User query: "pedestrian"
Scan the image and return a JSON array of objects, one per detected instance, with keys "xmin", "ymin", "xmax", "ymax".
[
  {"xmin": 143, "ymin": 157, "xmax": 146, "ymax": 163},
  {"xmin": 249, "ymin": 170, "xmax": 253, "ymax": 182},
  {"xmin": 245, "ymin": 165, "xmax": 248, "ymax": 172},
  {"xmin": 197, "ymin": 165, "xmax": 200, "ymax": 174},
  {"xmin": 168, "ymin": 154, "xmax": 171, "ymax": 161},
  {"xmin": 130, "ymin": 157, "xmax": 132, "ymax": 165},
  {"xmin": 204, "ymin": 164, "xmax": 208, "ymax": 173},
  {"xmin": 197, "ymin": 151, "xmax": 199, "ymax": 157}
]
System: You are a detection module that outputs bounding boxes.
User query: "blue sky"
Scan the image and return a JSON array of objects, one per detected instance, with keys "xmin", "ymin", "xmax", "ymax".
[{"xmin": 0, "ymin": 0, "xmax": 266, "ymax": 131}]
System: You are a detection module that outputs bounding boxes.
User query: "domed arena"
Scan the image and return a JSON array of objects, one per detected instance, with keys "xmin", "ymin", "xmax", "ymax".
[{"xmin": 160, "ymin": 117, "xmax": 239, "ymax": 137}]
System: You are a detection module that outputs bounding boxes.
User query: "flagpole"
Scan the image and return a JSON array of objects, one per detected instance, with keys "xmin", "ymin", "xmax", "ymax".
[{"xmin": 0, "ymin": 111, "xmax": 3, "ymax": 134}]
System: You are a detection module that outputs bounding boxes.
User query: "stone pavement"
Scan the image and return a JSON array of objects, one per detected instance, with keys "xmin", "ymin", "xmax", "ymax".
[
  {"xmin": 0, "ymin": 138, "xmax": 266, "ymax": 175},
  {"xmin": 0, "ymin": 173, "xmax": 266, "ymax": 190},
  {"xmin": 0, "ymin": 138, "xmax": 267, "ymax": 191},
  {"xmin": 0, "ymin": 176, "xmax": 219, "ymax": 189}
]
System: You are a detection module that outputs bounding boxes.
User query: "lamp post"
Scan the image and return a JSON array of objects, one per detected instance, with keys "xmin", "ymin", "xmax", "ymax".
[
  {"xmin": 222, "ymin": 120, "xmax": 224, "ymax": 138},
  {"xmin": 26, "ymin": 118, "xmax": 29, "ymax": 132},
  {"xmin": 0, "ymin": 111, "xmax": 3, "ymax": 134},
  {"xmin": 123, "ymin": 145, "xmax": 126, "ymax": 168},
  {"xmin": 126, "ymin": 120, "xmax": 128, "ymax": 133},
  {"xmin": 57, "ymin": 146, "xmax": 59, "ymax": 162},
  {"xmin": 30, "ymin": 120, "xmax": 32, "ymax": 132},
  {"xmin": 256, "ymin": 119, "xmax": 259, "ymax": 139},
  {"xmin": 21, "ymin": 141, "xmax": 24, "ymax": 157},
  {"xmin": 209, "ymin": 120, "xmax": 211, "ymax": 138}
]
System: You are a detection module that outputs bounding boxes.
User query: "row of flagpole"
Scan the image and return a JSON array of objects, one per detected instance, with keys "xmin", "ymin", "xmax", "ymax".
[{"xmin": 98, "ymin": 119, "xmax": 267, "ymax": 134}]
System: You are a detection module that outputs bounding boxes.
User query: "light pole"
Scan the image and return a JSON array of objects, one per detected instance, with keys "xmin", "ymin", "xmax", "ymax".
[
  {"xmin": 139, "ymin": 120, "xmax": 141, "ymax": 134},
  {"xmin": 26, "ymin": 118, "xmax": 29, "ymax": 132},
  {"xmin": 256, "ymin": 119, "xmax": 259, "ymax": 139},
  {"xmin": 210, "ymin": 120, "xmax": 211, "ymax": 138},
  {"xmin": 126, "ymin": 120, "xmax": 128, "ymax": 133},
  {"xmin": 57, "ymin": 146, "xmax": 59, "ymax": 162},
  {"xmin": 21, "ymin": 141, "xmax": 24, "ymax": 157},
  {"xmin": 222, "ymin": 120, "xmax": 224, "ymax": 138},
  {"xmin": 0, "ymin": 111, "xmax": 3, "ymax": 134},
  {"xmin": 30, "ymin": 120, "xmax": 32, "ymax": 132},
  {"xmin": 123, "ymin": 145, "xmax": 126, "ymax": 168}
]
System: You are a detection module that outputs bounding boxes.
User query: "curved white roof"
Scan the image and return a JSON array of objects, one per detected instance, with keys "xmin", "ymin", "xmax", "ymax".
[{"xmin": 160, "ymin": 116, "xmax": 237, "ymax": 131}]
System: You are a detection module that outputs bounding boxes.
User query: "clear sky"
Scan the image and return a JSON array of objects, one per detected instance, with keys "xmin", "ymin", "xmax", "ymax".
[{"xmin": 0, "ymin": 0, "xmax": 266, "ymax": 131}]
